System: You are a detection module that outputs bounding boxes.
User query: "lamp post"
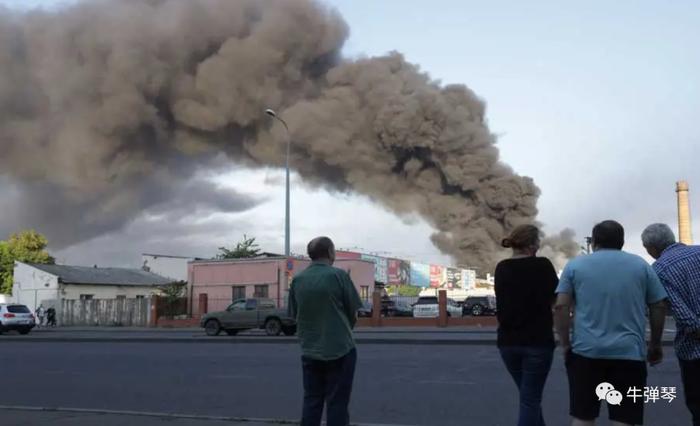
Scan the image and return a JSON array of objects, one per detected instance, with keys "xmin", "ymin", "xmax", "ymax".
[{"xmin": 265, "ymin": 109, "xmax": 291, "ymax": 257}]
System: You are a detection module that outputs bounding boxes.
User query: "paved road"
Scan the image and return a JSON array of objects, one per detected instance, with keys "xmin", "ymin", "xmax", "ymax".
[
  {"xmin": 0, "ymin": 323, "xmax": 679, "ymax": 345},
  {"xmin": 0, "ymin": 409, "xmax": 288, "ymax": 426},
  {"xmin": 1, "ymin": 342, "xmax": 691, "ymax": 425}
]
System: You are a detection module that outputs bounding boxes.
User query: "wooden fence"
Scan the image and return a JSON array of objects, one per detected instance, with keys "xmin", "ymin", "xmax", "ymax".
[{"xmin": 59, "ymin": 298, "xmax": 151, "ymax": 327}]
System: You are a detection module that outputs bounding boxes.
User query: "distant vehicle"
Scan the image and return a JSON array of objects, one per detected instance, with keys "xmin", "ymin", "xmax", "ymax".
[
  {"xmin": 358, "ymin": 301, "xmax": 373, "ymax": 318},
  {"xmin": 200, "ymin": 298, "xmax": 296, "ymax": 337},
  {"xmin": 463, "ymin": 295, "xmax": 497, "ymax": 316},
  {"xmin": 412, "ymin": 296, "xmax": 462, "ymax": 318},
  {"xmin": 0, "ymin": 304, "xmax": 36, "ymax": 335},
  {"xmin": 358, "ymin": 299, "xmax": 402, "ymax": 317},
  {"xmin": 390, "ymin": 299, "xmax": 414, "ymax": 317}
]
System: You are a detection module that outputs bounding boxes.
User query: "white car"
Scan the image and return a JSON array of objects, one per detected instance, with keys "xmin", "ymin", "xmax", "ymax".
[
  {"xmin": 412, "ymin": 296, "xmax": 463, "ymax": 318},
  {"xmin": 0, "ymin": 304, "xmax": 36, "ymax": 335}
]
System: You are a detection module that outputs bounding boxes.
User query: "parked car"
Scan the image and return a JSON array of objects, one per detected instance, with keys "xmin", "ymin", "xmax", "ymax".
[
  {"xmin": 0, "ymin": 304, "xmax": 36, "ymax": 335},
  {"xmin": 358, "ymin": 298, "xmax": 402, "ymax": 317},
  {"xmin": 412, "ymin": 296, "xmax": 462, "ymax": 318},
  {"xmin": 463, "ymin": 295, "xmax": 497, "ymax": 316},
  {"xmin": 390, "ymin": 299, "xmax": 414, "ymax": 317},
  {"xmin": 358, "ymin": 301, "xmax": 373, "ymax": 318},
  {"xmin": 200, "ymin": 298, "xmax": 296, "ymax": 337}
]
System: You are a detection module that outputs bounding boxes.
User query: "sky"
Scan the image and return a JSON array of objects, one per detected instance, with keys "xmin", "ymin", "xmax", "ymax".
[{"xmin": 1, "ymin": 0, "xmax": 699, "ymax": 269}]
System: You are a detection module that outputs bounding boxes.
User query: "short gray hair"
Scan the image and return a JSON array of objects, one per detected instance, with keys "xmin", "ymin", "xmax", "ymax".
[{"xmin": 641, "ymin": 223, "xmax": 676, "ymax": 251}]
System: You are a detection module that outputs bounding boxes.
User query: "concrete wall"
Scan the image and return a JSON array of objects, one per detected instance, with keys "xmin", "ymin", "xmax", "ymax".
[
  {"xmin": 189, "ymin": 257, "xmax": 375, "ymax": 315},
  {"xmin": 59, "ymin": 298, "xmax": 151, "ymax": 326},
  {"xmin": 141, "ymin": 254, "xmax": 191, "ymax": 282},
  {"xmin": 190, "ymin": 258, "xmax": 289, "ymax": 314},
  {"xmin": 12, "ymin": 261, "xmax": 60, "ymax": 312}
]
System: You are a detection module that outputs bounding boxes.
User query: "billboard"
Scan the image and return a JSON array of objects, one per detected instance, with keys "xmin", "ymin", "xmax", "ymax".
[
  {"xmin": 336, "ymin": 251, "xmax": 362, "ymax": 260},
  {"xmin": 409, "ymin": 262, "xmax": 430, "ymax": 287},
  {"xmin": 360, "ymin": 254, "xmax": 388, "ymax": 284},
  {"xmin": 387, "ymin": 259, "xmax": 410, "ymax": 286},
  {"xmin": 445, "ymin": 268, "xmax": 462, "ymax": 289},
  {"xmin": 429, "ymin": 265, "xmax": 446, "ymax": 288},
  {"xmin": 461, "ymin": 269, "xmax": 477, "ymax": 290}
]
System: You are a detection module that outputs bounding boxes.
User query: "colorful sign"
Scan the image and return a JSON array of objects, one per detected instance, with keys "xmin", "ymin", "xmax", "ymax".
[
  {"xmin": 445, "ymin": 268, "xmax": 462, "ymax": 289},
  {"xmin": 409, "ymin": 262, "xmax": 430, "ymax": 287},
  {"xmin": 336, "ymin": 251, "xmax": 362, "ymax": 260},
  {"xmin": 429, "ymin": 265, "xmax": 445, "ymax": 288},
  {"xmin": 461, "ymin": 269, "xmax": 477, "ymax": 290},
  {"xmin": 387, "ymin": 259, "xmax": 410, "ymax": 286},
  {"xmin": 361, "ymin": 254, "xmax": 388, "ymax": 284}
]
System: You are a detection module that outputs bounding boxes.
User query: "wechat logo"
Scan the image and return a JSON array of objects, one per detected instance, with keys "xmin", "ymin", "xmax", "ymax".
[{"xmin": 596, "ymin": 382, "xmax": 623, "ymax": 405}]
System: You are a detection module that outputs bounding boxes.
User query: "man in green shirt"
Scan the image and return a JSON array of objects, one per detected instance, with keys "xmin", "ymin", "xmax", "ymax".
[{"xmin": 288, "ymin": 236, "xmax": 363, "ymax": 426}]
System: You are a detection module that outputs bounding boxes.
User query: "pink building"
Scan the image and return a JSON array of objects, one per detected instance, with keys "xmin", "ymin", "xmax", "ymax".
[{"xmin": 188, "ymin": 256, "xmax": 375, "ymax": 315}]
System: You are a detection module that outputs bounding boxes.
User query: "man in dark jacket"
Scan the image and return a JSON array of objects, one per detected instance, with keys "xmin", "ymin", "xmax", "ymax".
[{"xmin": 288, "ymin": 236, "xmax": 363, "ymax": 426}]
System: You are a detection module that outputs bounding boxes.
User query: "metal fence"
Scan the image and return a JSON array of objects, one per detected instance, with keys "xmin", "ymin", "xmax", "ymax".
[{"xmin": 156, "ymin": 297, "xmax": 188, "ymax": 318}]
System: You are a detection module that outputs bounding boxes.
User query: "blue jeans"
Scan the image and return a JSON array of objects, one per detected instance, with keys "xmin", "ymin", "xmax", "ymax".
[
  {"xmin": 301, "ymin": 348, "xmax": 357, "ymax": 426},
  {"xmin": 499, "ymin": 346, "xmax": 554, "ymax": 426}
]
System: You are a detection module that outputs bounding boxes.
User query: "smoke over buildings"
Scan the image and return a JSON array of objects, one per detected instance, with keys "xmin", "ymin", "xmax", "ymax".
[{"xmin": 0, "ymin": 0, "xmax": 577, "ymax": 271}]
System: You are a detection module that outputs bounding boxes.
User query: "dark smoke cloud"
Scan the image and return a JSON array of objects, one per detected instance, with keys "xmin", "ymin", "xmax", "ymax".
[{"xmin": 0, "ymin": 0, "xmax": 575, "ymax": 271}]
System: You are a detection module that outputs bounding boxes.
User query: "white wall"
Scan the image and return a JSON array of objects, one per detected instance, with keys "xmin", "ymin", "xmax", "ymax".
[
  {"xmin": 12, "ymin": 262, "xmax": 60, "ymax": 312},
  {"xmin": 61, "ymin": 284, "xmax": 158, "ymax": 300},
  {"xmin": 142, "ymin": 254, "xmax": 190, "ymax": 282}
]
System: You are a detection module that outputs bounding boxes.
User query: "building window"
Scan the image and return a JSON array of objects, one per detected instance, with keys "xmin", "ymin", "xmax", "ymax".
[
  {"xmin": 135, "ymin": 295, "xmax": 145, "ymax": 299},
  {"xmin": 360, "ymin": 286, "xmax": 369, "ymax": 300},
  {"xmin": 116, "ymin": 295, "xmax": 126, "ymax": 300},
  {"xmin": 254, "ymin": 285, "xmax": 269, "ymax": 298},
  {"xmin": 80, "ymin": 294, "xmax": 94, "ymax": 300},
  {"xmin": 232, "ymin": 286, "xmax": 246, "ymax": 301}
]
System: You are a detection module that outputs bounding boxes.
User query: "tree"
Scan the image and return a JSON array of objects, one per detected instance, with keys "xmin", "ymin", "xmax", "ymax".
[
  {"xmin": 396, "ymin": 285, "xmax": 421, "ymax": 297},
  {"xmin": 216, "ymin": 235, "xmax": 261, "ymax": 259},
  {"xmin": 158, "ymin": 281, "xmax": 187, "ymax": 318},
  {"xmin": 0, "ymin": 230, "xmax": 55, "ymax": 294}
]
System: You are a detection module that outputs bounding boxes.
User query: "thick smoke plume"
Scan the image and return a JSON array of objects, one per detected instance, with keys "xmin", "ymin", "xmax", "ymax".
[{"xmin": 0, "ymin": 0, "xmax": 578, "ymax": 271}]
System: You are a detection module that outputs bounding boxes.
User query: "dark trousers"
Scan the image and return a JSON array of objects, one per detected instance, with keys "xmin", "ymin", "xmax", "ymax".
[
  {"xmin": 499, "ymin": 346, "xmax": 554, "ymax": 426},
  {"xmin": 680, "ymin": 358, "xmax": 700, "ymax": 426},
  {"xmin": 301, "ymin": 348, "xmax": 357, "ymax": 426}
]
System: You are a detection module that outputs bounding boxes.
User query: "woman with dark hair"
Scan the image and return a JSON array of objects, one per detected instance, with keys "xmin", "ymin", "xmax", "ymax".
[{"xmin": 496, "ymin": 224, "xmax": 559, "ymax": 426}]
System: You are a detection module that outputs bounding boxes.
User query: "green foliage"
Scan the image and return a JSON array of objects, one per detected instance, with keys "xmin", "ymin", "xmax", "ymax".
[
  {"xmin": 388, "ymin": 285, "xmax": 421, "ymax": 297},
  {"xmin": 0, "ymin": 230, "xmax": 55, "ymax": 294},
  {"xmin": 217, "ymin": 235, "xmax": 261, "ymax": 259},
  {"xmin": 158, "ymin": 281, "xmax": 187, "ymax": 318},
  {"xmin": 159, "ymin": 281, "xmax": 187, "ymax": 300}
]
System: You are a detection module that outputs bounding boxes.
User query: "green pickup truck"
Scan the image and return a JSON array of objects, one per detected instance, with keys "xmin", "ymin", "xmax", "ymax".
[{"xmin": 200, "ymin": 298, "xmax": 296, "ymax": 337}]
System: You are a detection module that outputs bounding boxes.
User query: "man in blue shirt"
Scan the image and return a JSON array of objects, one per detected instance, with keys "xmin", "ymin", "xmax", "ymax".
[
  {"xmin": 554, "ymin": 220, "xmax": 667, "ymax": 426},
  {"xmin": 642, "ymin": 223, "xmax": 700, "ymax": 426}
]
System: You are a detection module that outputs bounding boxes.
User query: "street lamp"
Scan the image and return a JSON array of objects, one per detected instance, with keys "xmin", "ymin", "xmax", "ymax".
[{"xmin": 265, "ymin": 108, "xmax": 291, "ymax": 257}]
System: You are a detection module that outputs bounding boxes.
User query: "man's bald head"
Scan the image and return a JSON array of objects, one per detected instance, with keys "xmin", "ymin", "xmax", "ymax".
[{"xmin": 307, "ymin": 236, "xmax": 336, "ymax": 263}]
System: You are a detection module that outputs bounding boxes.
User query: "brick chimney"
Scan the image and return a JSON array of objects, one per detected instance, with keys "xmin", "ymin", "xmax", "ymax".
[{"xmin": 676, "ymin": 181, "xmax": 693, "ymax": 244}]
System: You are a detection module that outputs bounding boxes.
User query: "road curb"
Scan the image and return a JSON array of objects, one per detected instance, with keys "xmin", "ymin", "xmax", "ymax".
[
  {"xmin": 0, "ymin": 405, "xmax": 415, "ymax": 426},
  {"xmin": 0, "ymin": 336, "xmax": 675, "ymax": 346},
  {"xmin": 0, "ymin": 336, "xmax": 496, "ymax": 345}
]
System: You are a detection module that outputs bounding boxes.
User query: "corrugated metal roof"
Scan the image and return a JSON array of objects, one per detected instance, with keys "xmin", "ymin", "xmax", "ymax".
[{"xmin": 27, "ymin": 263, "xmax": 173, "ymax": 286}]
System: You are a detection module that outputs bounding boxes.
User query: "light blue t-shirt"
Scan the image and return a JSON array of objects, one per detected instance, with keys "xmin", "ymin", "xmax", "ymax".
[{"xmin": 556, "ymin": 249, "xmax": 668, "ymax": 361}]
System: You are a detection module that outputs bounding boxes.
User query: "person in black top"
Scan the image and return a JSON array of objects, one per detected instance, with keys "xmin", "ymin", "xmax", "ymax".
[{"xmin": 495, "ymin": 224, "xmax": 559, "ymax": 426}]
